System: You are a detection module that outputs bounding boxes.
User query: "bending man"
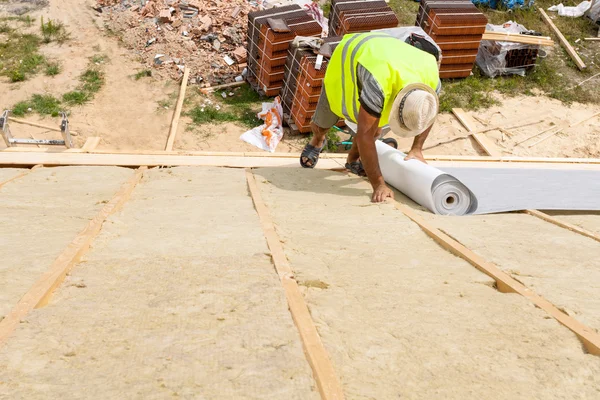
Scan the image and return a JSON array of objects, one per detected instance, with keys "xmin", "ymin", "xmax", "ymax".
[{"xmin": 300, "ymin": 32, "xmax": 440, "ymax": 203}]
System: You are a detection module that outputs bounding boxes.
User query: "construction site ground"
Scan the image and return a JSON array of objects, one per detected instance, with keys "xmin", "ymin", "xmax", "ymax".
[{"xmin": 0, "ymin": 166, "xmax": 599, "ymax": 399}]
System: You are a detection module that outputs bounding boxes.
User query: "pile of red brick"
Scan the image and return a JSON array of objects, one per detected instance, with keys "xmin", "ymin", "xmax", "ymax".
[
  {"xmin": 416, "ymin": 0, "xmax": 488, "ymax": 79},
  {"xmin": 328, "ymin": 0, "xmax": 399, "ymax": 36},
  {"xmin": 247, "ymin": 5, "xmax": 322, "ymax": 96}
]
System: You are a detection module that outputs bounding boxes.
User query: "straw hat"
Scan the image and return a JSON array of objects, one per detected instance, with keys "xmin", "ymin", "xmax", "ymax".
[{"xmin": 388, "ymin": 83, "xmax": 439, "ymax": 138}]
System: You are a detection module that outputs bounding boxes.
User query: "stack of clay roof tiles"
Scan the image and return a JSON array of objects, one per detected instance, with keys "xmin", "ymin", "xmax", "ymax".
[
  {"xmin": 329, "ymin": 0, "xmax": 399, "ymax": 36},
  {"xmin": 416, "ymin": 0, "xmax": 488, "ymax": 79},
  {"xmin": 247, "ymin": 5, "xmax": 322, "ymax": 96},
  {"xmin": 281, "ymin": 37, "xmax": 342, "ymax": 133}
]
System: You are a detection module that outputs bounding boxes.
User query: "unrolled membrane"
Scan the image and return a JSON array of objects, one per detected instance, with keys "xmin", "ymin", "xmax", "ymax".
[
  {"xmin": 376, "ymin": 141, "xmax": 477, "ymax": 215},
  {"xmin": 376, "ymin": 141, "xmax": 600, "ymax": 215}
]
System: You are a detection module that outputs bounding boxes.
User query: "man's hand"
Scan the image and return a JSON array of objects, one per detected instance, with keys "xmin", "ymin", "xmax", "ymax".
[
  {"xmin": 404, "ymin": 149, "xmax": 427, "ymax": 164},
  {"xmin": 372, "ymin": 183, "xmax": 394, "ymax": 203}
]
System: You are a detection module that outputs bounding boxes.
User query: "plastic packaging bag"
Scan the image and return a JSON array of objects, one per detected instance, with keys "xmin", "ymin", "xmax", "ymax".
[
  {"xmin": 476, "ymin": 21, "xmax": 543, "ymax": 78},
  {"xmin": 548, "ymin": 1, "xmax": 591, "ymax": 18},
  {"xmin": 240, "ymin": 97, "xmax": 284, "ymax": 153}
]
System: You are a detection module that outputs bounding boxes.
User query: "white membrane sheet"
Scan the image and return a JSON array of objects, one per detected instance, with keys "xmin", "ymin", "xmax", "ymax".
[{"xmin": 376, "ymin": 141, "xmax": 600, "ymax": 215}]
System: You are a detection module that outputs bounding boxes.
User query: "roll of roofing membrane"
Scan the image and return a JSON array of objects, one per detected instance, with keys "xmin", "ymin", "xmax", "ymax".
[
  {"xmin": 376, "ymin": 141, "xmax": 600, "ymax": 215},
  {"xmin": 376, "ymin": 141, "xmax": 477, "ymax": 215}
]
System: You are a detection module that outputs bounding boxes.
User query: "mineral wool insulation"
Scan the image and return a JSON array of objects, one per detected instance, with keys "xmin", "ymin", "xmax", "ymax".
[{"xmin": 375, "ymin": 141, "xmax": 600, "ymax": 215}]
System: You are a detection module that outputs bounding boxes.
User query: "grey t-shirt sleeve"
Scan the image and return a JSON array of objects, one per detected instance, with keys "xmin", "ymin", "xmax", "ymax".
[{"xmin": 357, "ymin": 63, "xmax": 385, "ymax": 118}]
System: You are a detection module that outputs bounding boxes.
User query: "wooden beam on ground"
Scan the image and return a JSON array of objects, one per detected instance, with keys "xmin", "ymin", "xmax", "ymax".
[
  {"xmin": 394, "ymin": 201, "xmax": 600, "ymax": 356},
  {"xmin": 452, "ymin": 108, "xmax": 503, "ymax": 157},
  {"xmin": 2, "ymin": 151, "xmax": 600, "ymax": 168},
  {"xmin": 525, "ymin": 210, "xmax": 600, "ymax": 243},
  {"xmin": 165, "ymin": 67, "xmax": 191, "ymax": 151},
  {"xmin": 81, "ymin": 137, "xmax": 101, "ymax": 152},
  {"xmin": 584, "ymin": 37, "xmax": 600, "ymax": 41},
  {"xmin": 8, "ymin": 117, "xmax": 81, "ymax": 136},
  {"xmin": 0, "ymin": 167, "xmax": 145, "ymax": 348},
  {"xmin": 0, "ymin": 164, "xmax": 41, "ymax": 189},
  {"xmin": 199, "ymin": 81, "xmax": 246, "ymax": 94},
  {"xmin": 482, "ymin": 31, "xmax": 554, "ymax": 46},
  {"xmin": 246, "ymin": 170, "xmax": 344, "ymax": 400},
  {"xmin": 539, "ymin": 8, "xmax": 586, "ymax": 70}
]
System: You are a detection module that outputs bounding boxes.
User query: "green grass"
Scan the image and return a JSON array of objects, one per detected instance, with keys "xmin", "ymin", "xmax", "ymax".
[
  {"xmin": 40, "ymin": 17, "xmax": 70, "ymax": 44},
  {"xmin": 11, "ymin": 56, "xmax": 107, "ymax": 115},
  {"xmin": 62, "ymin": 90, "xmax": 90, "ymax": 105},
  {"xmin": 80, "ymin": 68, "xmax": 104, "ymax": 93},
  {"xmin": 45, "ymin": 62, "xmax": 61, "ymax": 76},
  {"xmin": 0, "ymin": 30, "xmax": 45, "ymax": 81},
  {"xmin": 12, "ymin": 94, "xmax": 62, "ymax": 117},
  {"xmin": 134, "ymin": 69, "xmax": 152, "ymax": 80}
]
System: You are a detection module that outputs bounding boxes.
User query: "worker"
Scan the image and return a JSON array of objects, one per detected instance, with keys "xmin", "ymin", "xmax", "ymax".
[{"xmin": 299, "ymin": 31, "xmax": 441, "ymax": 203}]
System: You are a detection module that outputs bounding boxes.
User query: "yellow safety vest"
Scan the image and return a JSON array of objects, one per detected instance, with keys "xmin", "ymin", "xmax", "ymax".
[{"xmin": 324, "ymin": 32, "xmax": 439, "ymax": 127}]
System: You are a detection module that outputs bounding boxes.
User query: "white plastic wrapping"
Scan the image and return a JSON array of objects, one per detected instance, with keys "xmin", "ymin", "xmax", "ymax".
[
  {"xmin": 548, "ymin": 1, "xmax": 592, "ymax": 17},
  {"xmin": 476, "ymin": 21, "xmax": 543, "ymax": 78},
  {"xmin": 240, "ymin": 98, "xmax": 284, "ymax": 152}
]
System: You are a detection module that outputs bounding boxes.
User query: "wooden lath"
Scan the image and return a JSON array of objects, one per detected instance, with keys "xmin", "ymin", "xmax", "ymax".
[
  {"xmin": 394, "ymin": 201, "xmax": 600, "ymax": 356},
  {"xmin": 246, "ymin": 169, "xmax": 345, "ymax": 400}
]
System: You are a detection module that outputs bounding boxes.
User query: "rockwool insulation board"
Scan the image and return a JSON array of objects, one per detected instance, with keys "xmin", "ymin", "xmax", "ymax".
[{"xmin": 376, "ymin": 141, "xmax": 600, "ymax": 215}]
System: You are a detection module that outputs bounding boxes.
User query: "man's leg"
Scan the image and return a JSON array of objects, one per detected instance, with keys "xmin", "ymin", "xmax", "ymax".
[{"xmin": 301, "ymin": 89, "xmax": 338, "ymax": 167}]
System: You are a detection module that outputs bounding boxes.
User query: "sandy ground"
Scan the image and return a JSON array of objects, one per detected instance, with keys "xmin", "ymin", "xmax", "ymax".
[
  {"xmin": 422, "ymin": 211, "xmax": 600, "ymax": 332},
  {"xmin": 0, "ymin": 166, "xmax": 132, "ymax": 319},
  {"xmin": 0, "ymin": 1, "xmax": 598, "ymax": 156},
  {"xmin": 0, "ymin": 167, "xmax": 318, "ymax": 399},
  {"xmin": 0, "ymin": 0, "xmax": 175, "ymax": 150},
  {"xmin": 253, "ymin": 168, "xmax": 600, "ymax": 399}
]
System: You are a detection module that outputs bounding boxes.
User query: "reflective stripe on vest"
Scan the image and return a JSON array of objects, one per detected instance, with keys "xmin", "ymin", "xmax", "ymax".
[{"xmin": 324, "ymin": 32, "xmax": 439, "ymax": 127}]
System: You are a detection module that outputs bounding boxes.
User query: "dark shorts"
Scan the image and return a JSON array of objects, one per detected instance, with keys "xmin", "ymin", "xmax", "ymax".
[{"xmin": 311, "ymin": 88, "xmax": 340, "ymax": 130}]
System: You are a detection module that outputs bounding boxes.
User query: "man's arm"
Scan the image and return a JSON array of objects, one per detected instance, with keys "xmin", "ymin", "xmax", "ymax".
[
  {"xmin": 405, "ymin": 124, "xmax": 433, "ymax": 164},
  {"xmin": 356, "ymin": 106, "xmax": 394, "ymax": 203}
]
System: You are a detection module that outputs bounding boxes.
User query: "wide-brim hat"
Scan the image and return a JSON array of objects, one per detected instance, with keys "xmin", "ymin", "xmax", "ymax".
[{"xmin": 388, "ymin": 83, "xmax": 439, "ymax": 138}]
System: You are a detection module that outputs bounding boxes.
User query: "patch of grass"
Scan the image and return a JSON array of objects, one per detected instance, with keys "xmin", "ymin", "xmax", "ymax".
[
  {"xmin": 0, "ymin": 32, "xmax": 45, "ymax": 81},
  {"xmin": 187, "ymin": 104, "xmax": 260, "ymax": 129},
  {"xmin": 217, "ymin": 85, "xmax": 262, "ymax": 106},
  {"xmin": 45, "ymin": 61, "xmax": 61, "ymax": 76},
  {"xmin": 134, "ymin": 69, "xmax": 152, "ymax": 80},
  {"xmin": 12, "ymin": 94, "xmax": 62, "ymax": 117},
  {"xmin": 40, "ymin": 17, "xmax": 70, "ymax": 44},
  {"xmin": 80, "ymin": 68, "xmax": 104, "ymax": 93},
  {"xmin": 188, "ymin": 106, "xmax": 239, "ymax": 125},
  {"xmin": 0, "ymin": 22, "xmax": 11, "ymax": 33},
  {"xmin": 62, "ymin": 90, "xmax": 90, "ymax": 105}
]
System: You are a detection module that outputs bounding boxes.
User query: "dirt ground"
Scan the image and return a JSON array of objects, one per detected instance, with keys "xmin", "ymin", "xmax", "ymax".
[
  {"xmin": 0, "ymin": 167, "xmax": 318, "ymax": 399},
  {"xmin": 0, "ymin": 0, "xmax": 598, "ymax": 156},
  {"xmin": 254, "ymin": 168, "xmax": 600, "ymax": 399}
]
